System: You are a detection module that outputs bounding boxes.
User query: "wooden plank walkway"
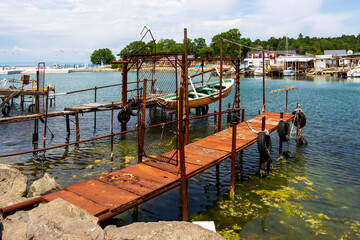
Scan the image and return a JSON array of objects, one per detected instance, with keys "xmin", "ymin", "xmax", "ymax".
[{"xmin": 38, "ymin": 112, "xmax": 294, "ymax": 221}]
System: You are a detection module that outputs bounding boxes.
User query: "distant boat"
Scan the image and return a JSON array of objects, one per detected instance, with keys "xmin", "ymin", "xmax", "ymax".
[
  {"xmin": 347, "ymin": 68, "xmax": 360, "ymax": 77},
  {"xmin": 157, "ymin": 78, "xmax": 234, "ymax": 109},
  {"xmin": 283, "ymin": 68, "xmax": 295, "ymax": 76},
  {"xmin": 254, "ymin": 68, "xmax": 264, "ymax": 76}
]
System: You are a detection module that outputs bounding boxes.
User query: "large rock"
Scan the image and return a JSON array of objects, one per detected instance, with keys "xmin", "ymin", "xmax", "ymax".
[
  {"xmin": 1, "ymin": 210, "xmax": 30, "ymax": 240},
  {"xmin": 27, "ymin": 173, "xmax": 61, "ymax": 198},
  {"xmin": 104, "ymin": 221, "xmax": 225, "ymax": 240},
  {"xmin": 2, "ymin": 198, "xmax": 106, "ymax": 240},
  {"xmin": 0, "ymin": 164, "xmax": 27, "ymax": 197}
]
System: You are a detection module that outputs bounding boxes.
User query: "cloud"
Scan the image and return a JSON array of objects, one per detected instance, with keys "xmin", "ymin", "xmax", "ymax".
[{"xmin": 0, "ymin": 0, "xmax": 359, "ymax": 62}]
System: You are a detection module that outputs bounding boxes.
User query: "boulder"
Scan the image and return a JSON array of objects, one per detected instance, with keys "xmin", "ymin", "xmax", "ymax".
[
  {"xmin": 2, "ymin": 198, "xmax": 106, "ymax": 240},
  {"xmin": 104, "ymin": 221, "xmax": 225, "ymax": 240},
  {"xmin": 27, "ymin": 173, "xmax": 61, "ymax": 198},
  {"xmin": 1, "ymin": 210, "xmax": 30, "ymax": 240},
  {"xmin": 0, "ymin": 164, "xmax": 27, "ymax": 197}
]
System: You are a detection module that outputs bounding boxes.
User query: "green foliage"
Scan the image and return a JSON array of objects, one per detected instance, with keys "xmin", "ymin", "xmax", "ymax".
[
  {"xmin": 120, "ymin": 41, "xmax": 155, "ymax": 56},
  {"xmin": 90, "ymin": 48, "xmax": 116, "ymax": 65},
  {"xmin": 117, "ymin": 29, "xmax": 360, "ymax": 59}
]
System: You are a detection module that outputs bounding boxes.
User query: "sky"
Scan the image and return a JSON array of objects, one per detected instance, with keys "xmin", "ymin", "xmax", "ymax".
[{"xmin": 1, "ymin": 0, "xmax": 359, "ymax": 64}]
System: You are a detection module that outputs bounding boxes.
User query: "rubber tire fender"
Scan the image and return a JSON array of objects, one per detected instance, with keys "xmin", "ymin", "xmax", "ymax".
[
  {"xmin": 292, "ymin": 111, "xmax": 306, "ymax": 128},
  {"xmin": 117, "ymin": 109, "xmax": 131, "ymax": 124},
  {"xmin": 257, "ymin": 131, "xmax": 272, "ymax": 158},
  {"xmin": 127, "ymin": 100, "xmax": 137, "ymax": 116},
  {"xmin": 277, "ymin": 120, "xmax": 290, "ymax": 142},
  {"xmin": 2, "ymin": 104, "xmax": 10, "ymax": 117},
  {"xmin": 201, "ymin": 104, "xmax": 209, "ymax": 115},
  {"xmin": 28, "ymin": 104, "xmax": 35, "ymax": 113}
]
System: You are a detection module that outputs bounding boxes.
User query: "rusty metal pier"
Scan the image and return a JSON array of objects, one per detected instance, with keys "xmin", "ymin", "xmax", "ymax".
[{"xmin": 1, "ymin": 112, "xmax": 294, "ymax": 221}]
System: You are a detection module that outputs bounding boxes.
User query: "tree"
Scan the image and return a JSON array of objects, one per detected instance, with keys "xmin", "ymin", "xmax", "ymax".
[
  {"xmin": 210, "ymin": 28, "xmax": 243, "ymax": 57},
  {"xmin": 169, "ymin": 43, "xmax": 184, "ymax": 52},
  {"xmin": 90, "ymin": 48, "xmax": 116, "ymax": 65},
  {"xmin": 157, "ymin": 39, "xmax": 176, "ymax": 52},
  {"xmin": 120, "ymin": 41, "xmax": 154, "ymax": 55}
]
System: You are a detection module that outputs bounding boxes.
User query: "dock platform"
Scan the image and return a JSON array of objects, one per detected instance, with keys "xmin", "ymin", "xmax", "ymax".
[{"xmin": 3, "ymin": 112, "xmax": 294, "ymax": 221}]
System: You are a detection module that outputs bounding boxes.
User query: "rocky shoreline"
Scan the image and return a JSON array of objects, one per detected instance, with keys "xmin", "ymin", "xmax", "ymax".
[{"xmin": 0, "ymin": 164, "xmax": 224, "ymax": 240}]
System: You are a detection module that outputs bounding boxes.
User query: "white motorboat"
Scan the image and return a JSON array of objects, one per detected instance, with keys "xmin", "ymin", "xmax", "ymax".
[{"xmin": 347, "ymin": 68, "xmax": 360, "ymax": 77}]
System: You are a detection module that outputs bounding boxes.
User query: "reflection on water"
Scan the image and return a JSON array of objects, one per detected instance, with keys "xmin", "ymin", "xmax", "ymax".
[{"xmin": 0, "ymin": 72, "xmax": 359, "ymax": 239}]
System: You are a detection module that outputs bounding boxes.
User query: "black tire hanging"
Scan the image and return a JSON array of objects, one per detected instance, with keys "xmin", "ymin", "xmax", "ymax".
[
  {"xmin": 201, "ymin": 104, "xmax": 209, "ymax": 115},
  {"xmin": 2, "ymin": 104, "xmax": 10, "ymax": 117},
  {"xmin": 258, "ymin": 131, "xmax": 272, "ymax": 158},
  {"xmin": 292, "ymin": 111, "xmax": 306, "ymax": 128},
  {"xmin": 277, "ymin": 120, "xmax": 290, "ymax": 142},
  {"xmin": 127, "ymin": 100, "xmax": 137, "ymax": 116},
  {"xmin": 117, "ymin": 109, "xmax": 131, "ymax": 124},
  {"xmin": 28, "ymin": 104, "xmax": 35, "ymax": 113}
]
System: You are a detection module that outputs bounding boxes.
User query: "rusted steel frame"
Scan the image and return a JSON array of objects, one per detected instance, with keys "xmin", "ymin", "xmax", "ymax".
[
  {"xmin": 296, "ymin": 104, "xmax": 301, "ymax": 143},
  {"xmin": 66, "ymin": 115, "xmax": 70, "ymax": 135},
  {"xmin": 138, "ymin": 80, "xmax": 147, "ymax": 164},
  {"xmin": 0, "ymin": 196, "xmax": 45, "ymax": 216},
  {"xmin": 110, "ymin": 102, "xmax": 114, "ymax": 158},
  {"xmin": 230, "ymin": 122, "xmax": 237, "ymax": 195},
  {"xmin": 43, "ymin": 87, "xmax": 49, "ymax": 141},
  {"xmin": 180, "ymin": 28, "xmax": 188, "ymax": 221},
  {"xmin": 0, "ymin": 128, "xmax": 137, "ymax": 158},
  {"xmin": 214, "ymin": 110, "xmax": 217, "ymax": 132},
  {"xmin": 121, "ymin": 56, "xmax": 128, "ymax": 131},
  {"xmin": 175, "ymin": 56, "xmax": 179, "ymax": 164},
  {"xmin": 218, "ymin": 39, "xmax": 223, "ymax": 132},
  {"xmin": 119, "ymin": 51, "xmax": 185, "ymax": 58},
  {"xmin": 234, "ymin": 59, "xmax": 241, "ymax": 122},
  {"xmin": 0, "ymin": 88, "xmax": 46, "ymax": 96},
  {"xmin": 262, "ymin": 50, "xmax": 266, "ymax": 112},
  {"xmin": 189, "ymin": 68, "xmax": 215, "ymax": 78},
  {"xmin": 66, "ymin": 83, "xmax": 123, "ymax": 95},
  {"xmin": 127, "ymin": 60, "xmax": 139, "ymax": 72},
  {"xmin": 163, "ymin": 56, "xmax": 177, "ymax": 69},
  {"xmin": 279, "ymin": 112, "xmax": 283, "ymax": 158},
  {"xmin": 241, "ymin": 109, "xmax": 245, "ymax": 122},
  {"xmin": 227, "ymin": 103, "xmax": 231, "ymax": 128},
  {"xmin": 94, "ymin": 87, "xmax": 97, "ymax": 129},
  {"xmin": 262, "ymin": 116, "xmax": 266, "ymax": 131},
  {"xmin": 201, "ymin": 60, "xmax": 204, "ymax": 85}
]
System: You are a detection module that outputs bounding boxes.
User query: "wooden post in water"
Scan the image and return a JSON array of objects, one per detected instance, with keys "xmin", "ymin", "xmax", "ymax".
[
  {"xmin": 43, "ymin": 87, "xmax": 49, "ymax": 142},
  {"xmin": 121, "ymin": 57, "xmax": 128, "ymax": 132},
  {"xmin": 262, "ymin": 50, "xmax": 266, "ymax": 113},
  {"xmin": 214, "ymin": 110, "xmax": 217, "ymax": 132},
  {"xmin": 296, "ymin": 104, "xmax": 301, "ymax": 143},
  {"xmin": 227, "ymin": 103, "xmax": 231, "ymax": 128},
  {"xmin": 138, "ymin": 80, "xmax": 147, "ymax": 164},
  {"xmin": 75, "ymin": 112, "xmax": 80, "ymax": 139},
  {"xmin": 241, "ymin": 109, "xmax": 245, "ymax": 123},
  {"xmin": 184, "ymin": 30, "xmax": 189, "ymax": 145},
  {"xmin": 66, "ymin": 115, "xmax": 70, "ymax": 136}
]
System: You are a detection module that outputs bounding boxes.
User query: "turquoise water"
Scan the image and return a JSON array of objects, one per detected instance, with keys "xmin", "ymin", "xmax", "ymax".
[{"xmin": 0, "ymin": 72, "xmax": 359, "ymax": 239}]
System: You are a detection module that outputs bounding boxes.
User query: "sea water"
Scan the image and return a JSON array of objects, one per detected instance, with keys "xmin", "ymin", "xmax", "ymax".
[{"xmin": 0, "ymin": 72, "xmax": 359, "ymax": 239}]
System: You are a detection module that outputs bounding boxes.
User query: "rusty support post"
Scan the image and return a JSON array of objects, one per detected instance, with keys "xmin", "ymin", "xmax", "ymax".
[
  {"xmin": 230, "ymin": 122, "xmax": 237, "ymax": 197},
  {"xmin": 296, "ymin": 104, "xmax": 301, "ymax": 143},
  {"xmin": 121, "ymin": 57, "xmax": 128, "ymax": 132},
  {"xmin": 201, "ymin": 60, "xmax": 204, "ymax": 85},
  {"xmin": 75, "ymin": 112, "xmax": 80, "ymax": 139},
  {"xmin": 184, "ymin": 29, "xmax": 189, "ymax": 145},
  {"xmin": 218, "ymin": 39, "xmax": 223, "ymax": 132},
  {"xmin": 43, "ymin": 87, "xmax": 49, "ymax": 142},
  {"xmin": 214, "ymin": 110, "xmax": 217, "ymax": 132},
  {"xmin": 241, "ymin": 109, "xmax": 245, "ymax": 123},
  {"xmin": 20, "ymin": 95, "xmax": 24, "ymax": 111},
  {"xmin": 180, "ymin": 29, "xmax": 188, "ymax": 221},
  {"xmin": 279, "ymin": 112, "xmax": 283, "ymax": 159},
  {"xmin": 227, "ymin": 103, "xmax": 231, "ymax": 128},
  {"xmin": 110, "ymin": 102, "xmax": 114, "ymax": 159},
  {"xmin": 262, "ymin": 116, "xmax": 266, "ymax": 131},
  {"xmin": 94, "ymin": 87, "xmax": 97, "ymax": 130},
  {"xmin": 138, "ymin": 80, "xmax": 147, "ymax": 164},
  {"xmin": 286, "ymin": 90, "xmax": 288, "ymax": 113},
  {"xmin": 235, "ymin": 58, "xmax": 241, "ymax": 123},
  {"xmin": 262, "ymin": 49, "xmax": 266, "ymax": 113},
  {"xmin": 66, "ymin": 115, "xmax": 70, "ymax": 136}
]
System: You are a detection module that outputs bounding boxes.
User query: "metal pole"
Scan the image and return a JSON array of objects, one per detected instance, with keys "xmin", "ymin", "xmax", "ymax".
[
  {"xmin": 121, "ymin": 57, "xmax": 128, "ymax": 132},
  {"xmin": 230, "ymin": 122, "xmax": 237, "ymax": 197},
  {"xmin": 262, "ymin": 116, "xmax": 266, "ymax": 131},
  {"xmin": 214, "ymin": 110, "xmax": 217, "ymax": 132},
  {"xmin": 218, "ymin": 39, "xmax": 223, "ymax": 132},
  {"xmin": 241, "ymin": 108, "xmax": 245, "ymax": 123},
  {"xmin": 262, "ymin": 50, "xmax": 266, "ymax": 112},
  {"xmin": 235, "ymin": 59, "xmax": 241, "ymax": 123},
  {"xmin": 279, "ymin": 112, "xmax": 283, "ymax": 159},
  {"xmin": 139, "ymin": 80, "xmax": 147, "ymax": 164},
  {"xmin": 43, "ymin": 86, "xmax": 49, "ymax": 141},
  {"xmin": 110, "ymin": 102, "xmax": 114, "ymax": 159},
  {"xmin": 180, "ymin": 29, "xmax": 188, "ymax": 221},
  {"xmin": 75, "ymin": 112, "xmax": 80, "ymax": 139},
  {"xmin": 184, "ymin": 29, "xmax": 189, "ymax": 145},
  {"xmin": 286, "ymin": 90, "xmax": 288, "ymax": 113},
  {"xmin": 94, "ymin": 87, "xmax": 97, "ymax": 130},
  {"xmin": 66, "ymin": 115, "xmax": 70, "ymax": 136}
]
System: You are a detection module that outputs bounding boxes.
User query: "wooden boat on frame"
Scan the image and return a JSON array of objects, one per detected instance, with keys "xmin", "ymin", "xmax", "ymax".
[{"xmin": 157, "ymin": 77, "xmax": 234, "ymax": 110}]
